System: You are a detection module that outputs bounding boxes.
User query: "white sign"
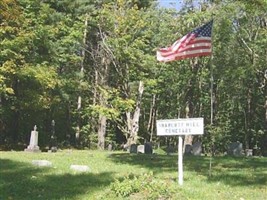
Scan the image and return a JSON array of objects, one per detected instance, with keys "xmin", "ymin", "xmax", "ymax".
[{"xmin": 156, "ymin": 118, "xmax": 204, "ymax": 136}]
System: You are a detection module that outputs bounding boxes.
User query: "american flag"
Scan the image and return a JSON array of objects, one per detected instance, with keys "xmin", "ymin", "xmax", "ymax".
[{"xmin": 157, "ymin": 20, "xmax": 213, "ymax": 62}]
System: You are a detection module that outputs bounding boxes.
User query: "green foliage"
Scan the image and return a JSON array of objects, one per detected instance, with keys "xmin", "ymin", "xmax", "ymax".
[
  {"xmin": 0, "ymin": 0, "xmax": 266, "ymax": 153},
  {"xmin": 89, "ymin": 105, "xmax": 120, "ymax": 119},
  {"xmin": 111, "ymin": 172, "xmax": 175, "ymax": 199}
]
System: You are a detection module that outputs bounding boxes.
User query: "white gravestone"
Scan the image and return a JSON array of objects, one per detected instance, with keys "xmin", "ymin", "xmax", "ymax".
[
  {"xmin": 24, "ymin": 125, "xmax": 41, "ymax": 152},
  {"xmin": 70, "ymin": 165, "xmax": 90, "ymax": 172},
  {"xmin": 137, "ymin": 145, "xmax": 144, "ymax": 153},
  {"xmin": 32, "ymin": 160, "xmax": 52, "ymax": 167}
]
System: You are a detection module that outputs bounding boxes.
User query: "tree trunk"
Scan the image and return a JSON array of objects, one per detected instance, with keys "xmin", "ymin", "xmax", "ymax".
[
  {"xmin": 12, "ymin": 110, "xmax": 20, "ymax": 145},
  {"xmin": 245, "ymin": 89, "xmax": 252, "ymax": 149},
  {"xmin": 183, "ymin": 59, "xmax": 199, "ymax": 154},
  {"xmin": 98, "ymin": 115, "xmax": 106, "ymax": 150},
  {"xmin": 97, "ymin": 80, "xmax": 108, "ymax": 150},
  {"xmin": 12, "ymin": 78, "xmax": 20, "ymax": 145},
  {"xmin": 0, "ymin": 97, "xmax": 3, "ymax": 136},
  {"xmin": 147, "ymin": 94, "xmax": 156, "ymax": 142},
  {"xmin": 265, "ymin": 96, "xmax": 267, "ymax": 132},
  {"xmin": 76, "ymin": 14, "xmax": 88, "ymax": 145},
  {"xmin": 183, "ymin": 104, "xmax": 193, "ymax": 154},
  {"xmin": 265, "ymin": 69, "xmax": 267, "ymax": 132},
  {"xmin": 127, "ymin": 81, "xmax": 144, "ymax": 145},
  {"xmin": 66, "ymin": 102, "xmax": 72, "ymax": 146}
]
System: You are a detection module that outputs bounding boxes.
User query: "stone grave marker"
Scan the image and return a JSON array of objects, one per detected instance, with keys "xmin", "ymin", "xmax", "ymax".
[
  {"xmin": 32, "ymin": 160, "xmax": 52, "ymax": 167},
  {"xmin": 70, "ymin": 165, "xmax": 90, "ymax": 172},
  {"xmin": 245, "ymin": 149, "xmax": 253, "ymax": 157},
  {"xmin": 129, "ymin": 144, "xmax": 137, "ymax": 153},
  {"xmin": 167, "ymin": 145, "xmax": 175, "ymax": 155},
  {"xmin": 184, "ymin": 144, "xmax": 192, "ymax": 155},
  {"xmin": 24, "ymin": 125, "xmax": 41, "ymax": 152},
  {"xmin": 108, "ymin": 143, "xmax": 113, "ymax": 151},
  {"xmin": 144, "ymin": 142, "xmax": 153, "ymax": 154},
  {"xmin": 137, "ymin": 145, "xmax": 144, "ymax": 153},
  {"xmin": 192, "ymin": 141, "xmax": 202, "ymax": 156},
  {"xmin": 227, "ymin": 142, "xmax": 244, "ymax": 156}
]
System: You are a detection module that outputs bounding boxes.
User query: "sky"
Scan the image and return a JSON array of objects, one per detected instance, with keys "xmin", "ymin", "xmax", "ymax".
[
  {"xmin": 158, "ymin": 0, "xmax": 199, "ymax": 10},
  {"xmin": 157, "ymin": 0, "xmax": 184, "ymax": 10}
]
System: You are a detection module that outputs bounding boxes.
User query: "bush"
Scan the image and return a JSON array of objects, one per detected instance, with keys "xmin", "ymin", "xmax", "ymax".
[{"xmin": 110, "ymin": 172, "xmax": 175, "ymax": 199}]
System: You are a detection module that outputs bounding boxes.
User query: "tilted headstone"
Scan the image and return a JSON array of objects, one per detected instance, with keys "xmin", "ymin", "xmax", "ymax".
[
  {"xmin": 137, "ymin": 145, "xmax": 144, "ymax": 153},
  {"xmin": 192, "ymin": 142, "xmax": 202, "ymax": 156},
  {"xmin": 24, "ymin": 125, "xmax": 41, "ymax": 152},
  {"xmin": 32, "ymin": 160, "xmax": 52, "ymax": 167},
  {"xmin": 227, "ymin": 142, "xmax": 243, "ymax": 156},
  {"xmin": 144, "ymin": 142, "xmax": 153, "ymax": 154},
  {"xmin": 70, "ymin": 165, "xmax": 90, "ymax": 172},
  {"xmin": 129, "ymin": 144, "xmax": 137, "ymax": 153}
]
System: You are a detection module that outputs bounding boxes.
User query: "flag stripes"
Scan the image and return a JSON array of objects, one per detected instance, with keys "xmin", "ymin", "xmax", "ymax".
[{"xmin": 157, "ymin": 20, "xmax": 213, "ymax": 62}]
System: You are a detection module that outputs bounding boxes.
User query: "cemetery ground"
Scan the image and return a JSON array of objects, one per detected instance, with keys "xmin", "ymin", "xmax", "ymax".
[{"xmin": 0, "ymin": 150, "xmax": 266, "ymax": 200}]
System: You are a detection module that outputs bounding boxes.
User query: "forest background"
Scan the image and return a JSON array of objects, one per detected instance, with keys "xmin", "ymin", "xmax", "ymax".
[{"xmin": 0, "ymin": 0, "xmax": 266, "ymax": 155}]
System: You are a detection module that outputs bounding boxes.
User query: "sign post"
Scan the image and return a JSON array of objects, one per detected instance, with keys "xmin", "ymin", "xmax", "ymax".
[
  {"xmin": 156, "ymin": 118, "xmax": 204, "ymax": 185},
  {"xmin": 178, "ymin": 136, "xmax": 183, "ymax": 185}
]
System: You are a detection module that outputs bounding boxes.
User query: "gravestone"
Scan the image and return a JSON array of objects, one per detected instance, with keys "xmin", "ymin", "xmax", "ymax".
[
  {"xmin": 227, "ymin": 142, "xmax": 243, "ymax": 156},
  {"xmin": 184, "ymin": 144, "xmax": 192, "ymax": 155},
  {"xmin": 144, "ymin": 142, "xmax": 153, "ymax": 154},
  {"xmin": 192, "ymin": 141, "xmax": 202, "ymax": 156},
  {"xmin": 137, "ymin": 145, "xmax": 144, "ymax": 153},
  {"xmin": 108, "ymin": 143, "xmax": 113, "ymax": 151},
  {"xmin": 245, "ymin": 149, "xmax": 253, "ymax": 157},
  {"xmin": 24, "ymin": 125, "xmax": 41, "ymax": 152},
  {"xmin": 167, "ymin": 145, "xmax": 175, "ymax": 155},
  {"xmin": 32, "ymin": 160, "xmax": 52, "ymax": 167},
  {"xmin": 70, "ymin": 165, "xmax": 90, "ymax": 172},
  {"xmin": 129, "ymin": 144, "xmax": 137, "ymax": 153}
]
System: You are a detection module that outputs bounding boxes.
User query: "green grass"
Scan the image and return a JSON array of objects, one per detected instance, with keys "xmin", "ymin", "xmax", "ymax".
[{"xmin": 0, "ymin": 150, "xmax": 266, "ymax": 200}]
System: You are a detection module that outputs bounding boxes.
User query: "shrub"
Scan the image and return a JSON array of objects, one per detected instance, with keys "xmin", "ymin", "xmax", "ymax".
[{"xmin": 110, "ymin": 172, "xmax": 175, "ymax": 199}]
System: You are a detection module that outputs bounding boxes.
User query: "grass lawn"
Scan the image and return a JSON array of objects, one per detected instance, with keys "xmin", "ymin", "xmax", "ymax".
[{"xmin": 0, "ymin": 150, "xmax": 266, "ymax": 200}]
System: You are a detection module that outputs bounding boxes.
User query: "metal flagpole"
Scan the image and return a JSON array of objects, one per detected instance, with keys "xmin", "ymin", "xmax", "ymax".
[
  {"xmin": 210, "ymin": 18, "xmax": 215, "ymax": 126},
  {"xmin": 209, "ymin": 54, "xmax": 214, "ymax": 177},
  {"xmin": 210, "ymin": 57, "xmax": 214, "ymax": 126},
  {"xmin": 209, "ymin": 18, "xmax": 215, "ymax": 176}
]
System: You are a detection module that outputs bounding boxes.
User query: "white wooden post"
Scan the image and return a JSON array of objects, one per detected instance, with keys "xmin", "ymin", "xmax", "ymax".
[{"xmin": 178, "ymin": 136, "xmax": 183, "ymax": 185}]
